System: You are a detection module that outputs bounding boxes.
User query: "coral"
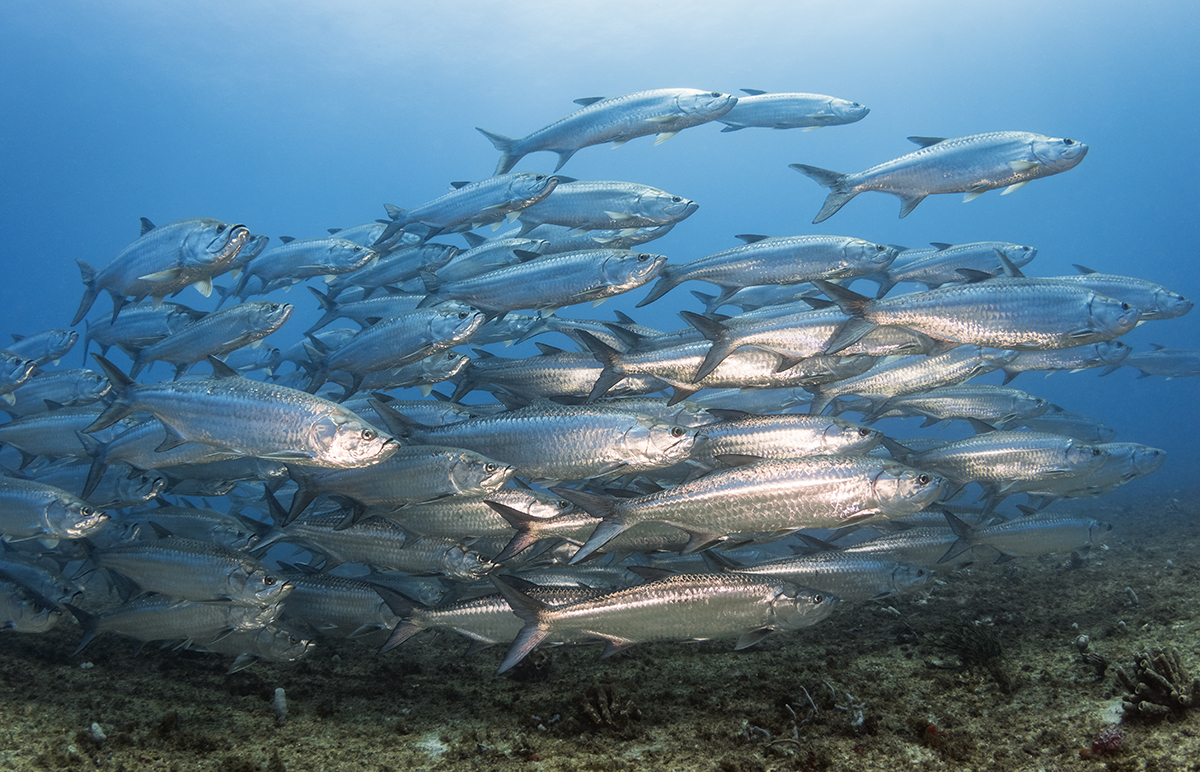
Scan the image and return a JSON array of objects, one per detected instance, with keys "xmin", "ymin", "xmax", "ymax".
[
  {"xmin": 1079, "ymin": 724, "xmax": 1123, "ymax": 759},
  {"xmin": 1115, "ymin": 645, "xmax": 1199, "ymax": 718}
]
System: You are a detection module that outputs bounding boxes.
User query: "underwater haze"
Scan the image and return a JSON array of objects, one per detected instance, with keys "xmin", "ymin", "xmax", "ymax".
[
  {"xmin": 3, "ymin": 3, "xmax": 1200, "ymax": 771},
  {"xmin": 2, "ymin": 1, "xmax": 1196, "ymax": 474}
]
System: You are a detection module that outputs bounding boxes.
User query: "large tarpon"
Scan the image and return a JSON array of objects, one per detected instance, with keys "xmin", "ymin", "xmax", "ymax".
[
  {"xmin": 477, "ymin": 88, "xmax": 738, "ymax": 175},
  {"xmin": 72, "ymin": 217, "xmax": 251, "ymax": 325},
  {"xmin": 376, "ymin": 173, "xmax": 559, "ymax": 244},
  {"xmin": 85, "ymin": 355, "xmax": 398, "ymax": 469},
  {"xmin": 491, "ymin": 573, "xmax": 834, "ymax": 673},
  {"xmin": 792, "ymin": 131, "xmax": 1088, "ymax": 223},
  {"xmin": 717, "ymin": 89, "xmax": 869, "ymax": 132}
]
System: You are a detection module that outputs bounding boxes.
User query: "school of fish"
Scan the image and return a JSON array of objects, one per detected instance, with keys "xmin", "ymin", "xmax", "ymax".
[{"xmin": 1, "ymin": 87, "xmax": 1195, "ymax": 677}]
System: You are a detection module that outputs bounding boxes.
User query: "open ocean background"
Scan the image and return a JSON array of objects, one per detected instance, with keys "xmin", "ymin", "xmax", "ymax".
[{"xmin": 1, "ymin": 0, "xmax": 1196, "ymax": 484}]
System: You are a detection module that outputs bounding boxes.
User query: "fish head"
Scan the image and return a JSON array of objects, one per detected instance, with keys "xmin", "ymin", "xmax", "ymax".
[
  {"xmin": 1086, "ymin": 293, "xmax": 1140, "ymax": 339},
  {"xmin": 1146, "ymin": 287, "xmax": 1194, "ymax": 320},
  {"xmin": 1094, "ymin": 340, "xmax": 1133, "ymax": 366},
  {"xmin": 40, "ymin": 329, "xmax": 79, "ymax": 359},
  {"xmin": 1030, "ymin": 136, "xmax": 1088, "ymax": 171},
  {"xmin": 823, "ymin": 417, "xmax": 882, "ymax": 455},
  {"xmin": 602, "ymin": 252, "xmax": 668, "ymax": 291},
  {"xmin": 232, "ymin": 234, "xmax": 271, "ymax": 270},
  {"xmin": 450, "ymin": 451, "xmax": 516, "ymax": 495},
  {"xmin": 118, "ymin": 470, "xmax": 167, "ymax": 505},
  {"xmin": 625, "ymin": 418, "xmax": 698, "ymax": 467},
  {"xmin": 828, "ymin": 98, "xmax": 870, "ymax": 124},
  {"xmin": 0, "ymin": 352, "xmax": 36, "ymax": 388},
  {"xmin": 507, "ymin": 172, "xmax": 560, "ymax": 206},
  {"xmin": 76, "ymin": 369, "xmax": 113, "ymax": 402},
  {"xmin": 675, "ymin": 90, "xmax": 739, "ymax": 121},
  {"xmin": 55, "ymin": 497, "xmax": 110, "ymax": 539},
  {"xmin": 418, "ymin": 244, "xmax": 458, "ymax": 272},
  {"xmin": 889, "ymin": 564, "xmax": 929, "ymax": 593},
  {"xmin": 443, "ymin": 544, "xmax": 497, "ymax": 581},
  {"xmin": 253, "ymin": 625, "xmax": 317, "ymax": 663},
  {"xmin": 234, "ymin": 565, "xmax": 294, "ymax": 607},
  {"xmin": 1063, "ymin": 441, "xmax": 1110, "ymax": 475},
  {"xmin": 637, "ymin": 190, "xmax": 698, "ymax": 223},
  {"xmin": 872, "ymin": 461, "xmax": 946, "ymax": 515},
  {"xmin": 1009, "ymin": 393, "xmax": 1051, "ymax": 422},
  {"xmin": 1087, "ymin": 520, "xmax": 1115, "ymax": 547},
  {"xmin": 430, "ymin": 301, "xmax": 486, "ymax": 342},
  {"xmin": 844, "ymin": 239, "xmax": 899, "ymax": 272},
  {"xmin": 250, "ymin": 301, "xmax": 294, "ymax": 330},
  {"xmin": 310, "ymin": 411, "xmax": 399, "ymax": 467},
  {"xmin": 1130, "ymin": 445, "xmax": 1167, "ymax": 478},
  {"xmin": 773, "ymin": 587, "xmax": 837, "ymax": 630},
  {"xmin": 998, "ymin": 244, "xmax": 1037, "ymax": 267},
  {"xmin": 182, "ymin": 220, "xmax": 252, "ymax": 270},
  {"xmin": 230, "ymin": 602, "xmax": 285, "ymax": 631},
  {"xmin": 410, "ymin": 350, "xmax": 471, "ymax": 385},
  {"xmin": 328, "ymin": 240, "xmax": 377, "ymax": 271}
]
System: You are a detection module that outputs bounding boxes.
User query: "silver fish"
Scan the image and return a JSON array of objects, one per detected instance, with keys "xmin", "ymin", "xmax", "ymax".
[
  {"xmin": 421, "ymin": 249, "xmax": 666, "ymax": 318},
  {"xmin": 86, "ymin": 356, "xmax": 398, "ymax": 469},
  {"xmin": 555, "ymin": 455, "xmax": 945, "ymax": 562},
  {"xmin": 371, "ymin": 398, "xmax": 698, "ymax": 482},
  {"xmin": 378, "ymin": 172, "xmax": 559, "ymax": 243},
  {"xmin": 69, "ymin": 595, "xmax": 281, "ymax": 655},
  {"xmin": 793, "ymin": 131, "xmax": 1088, "ymax": 222},
  {"xmin": 717, "ymin": 89, "xmax": 869, "ymax": 131},
  {"xmin": 73, "ymin": 217, "xmax": 251, "ymax": 325},
  {"xmin": 639, "ymin": 234, "xmax": 896, "ymax": 308},
  {"xmin": 868, "ymin": 241, "xmax": 1038, "ymax": 298},
  {"xmin": 515, "ymin": 179, "xmax": 698, "ymax": 236},
  {"xmin": 130, "ymin": 301, "xmax": 293, "ymax": 379},
  {"xmin": 0, "ymin": 475, "xmax": 109, "ymax": 540},
  {"xmin": 1121, "ymin": 344, "xmax": 1200, "ymax": 379},
  {"xmin": 492, "ymin": 572, "xmax": 833, "ymax": 673},
  {"xmin": 5, "ymin": 329, "xmax": 78, "ymax": 367},
  {"xmin": 229, "ymin": 235, "xmax": 377, "ymax": 301},
  {"xmin": 478, "ymin": 88, "xmax": 738, "ymax": 175}
]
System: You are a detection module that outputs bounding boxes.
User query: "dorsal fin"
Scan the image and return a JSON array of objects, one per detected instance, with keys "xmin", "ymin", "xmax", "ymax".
[
  {"xmin": 929, "ymin": 242, "xmax": 954, "ymax": 250},
  {"xmin": 449, "ymin": 181, "xmax": 472, "ymax": 189},
  {"xmin": 573, "ymin": 96, "xmax": 606, "ymax": 107},
  {"xmin": 139, "ymin": 217, "xmax": 156, "ymax": 236},
  {"xmin": 734, "ymin": 233, "xmax": 770, "ymax": 244},
  {"xmin": 907, "ymin": 136, "xmax": 947, "ymax": 148},
  {"xmin": 207, "ymin": 356, "xmax": 240, "ymax": 378},
  {"xmin": 740, "ymin": 88, "xmax": 767, "ymax": 96},
  {"xmin": 278, "ymin": 236, "xmax": 295, "ymax": 244},
  {"xmin": 1072, "ymin": 264, "xmax": 1098, "ymax": 275}
]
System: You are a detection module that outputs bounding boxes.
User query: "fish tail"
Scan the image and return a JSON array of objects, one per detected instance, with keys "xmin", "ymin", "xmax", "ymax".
[
  {"xmin": 789, "ymin": 164, "xmax": 855, "ymax": 224},
  {"xmin": 679, "ymin": 310, "xmax": 735, "ymax": 382},
  {"xmin": 84, "ymin": 355, "xmax": 137, "ymax": 433},
  {"xmin": 635, "ymin": 270, "xmax": 677, "ymax": 307},
  {"xmin": 476, "ymin": 128, "xmax": 524, "ymax": 176},
  {"xmin": 574, "ymin": 331, "xmax": 627, "ymax": 402},
  {"xmin": 74, "ymin": 431, "xmax": 109, "ymax": 500},
  {"xmin": 71, "ymin": 260, "xmax": 99, "ymax": 326},
  {"xmin": 490, "ymin": 575, "xmax": 552, "ymax": 673}
]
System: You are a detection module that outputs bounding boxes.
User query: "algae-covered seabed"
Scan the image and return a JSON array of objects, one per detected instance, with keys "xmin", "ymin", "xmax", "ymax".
[{"xmin": 2, "ymin": 486, "xmax": 1198, "ymax": 772}]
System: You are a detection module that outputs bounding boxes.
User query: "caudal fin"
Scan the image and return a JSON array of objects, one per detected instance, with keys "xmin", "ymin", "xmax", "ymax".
[
  {"xmin": 476, "ymin": 128, "xmax": 525, "ymax": 176},
  {"xmin": 71, "ymin": 260, "xmax": 99, "ymax": 327},
  {"xmin": 789, "ymin": 164, "xmax": 856, "ymax": 224}
]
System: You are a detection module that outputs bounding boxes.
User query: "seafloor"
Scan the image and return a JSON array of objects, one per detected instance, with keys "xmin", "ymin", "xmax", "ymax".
[{"xmin": 2, "ymin": 484, "xmax": 1198, "ymax": 772}]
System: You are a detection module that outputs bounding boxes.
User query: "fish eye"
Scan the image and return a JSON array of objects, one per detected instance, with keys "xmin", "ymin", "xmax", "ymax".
[
  {"xmin": 485, "ymin": 463, "xmax": 498, "ymax": 473},
  {"xmin": 917, "ymin": 474, "xmax": 931, "ymax": 484},
  {"xmin": 710, "ymin": 92, "xmax": 721, "ymax": 97},
  {"xmin": 637, "ymin": 254, "xmax": 648, "ymax": 261},
  {"xmin": 264, "ymin": 576, "xmax": 276, "ymax": 586},
  {"xmin": 446, "ymin": 352, "xmax": 458, "ymax": 359},
  {"xmin": 1064, "ymin": 138, "xmax": 1075, "ymax": 145},
  {"xmin": 216, "ymin": 224, "xmax": 227, "ymax": 234},
  {"xmin": 858, "ymin": 428, "xmax": 872, "ymax": 436},
  {"xmin": 812, "ymin": 594, "xmax": 825, "ymax": 605},
  {"xmin": 362, "ymin": 429, "xmax": 376, "ymax": 441},
  {"xmin": 557, "ymin": 499, "xmax": 570, "ymax": 509},
  {"xmin": 1120, "ymin": 302, "xmax": 1131, "ymax": 310},
  {"xmin": 457, "ymin": 311, "xmax": 468, "ymax": 319},
  {"xmin": 671, "ymin": 196, "xmax": 682, "ymax": 202},
  {"xmin": 81, "ymin": 507, "xmax": 93, "ymax": 517},
  {"xmin": 1092, "ymin": 448, "xmax": 1102, "ymax": 456},
  {"xmin": 535, "ymin": 175, "xmax": 546, "ymax": 181},
  {"xmin": 671, "ymin": 427, "xmax": 685, "ymax": 437}
]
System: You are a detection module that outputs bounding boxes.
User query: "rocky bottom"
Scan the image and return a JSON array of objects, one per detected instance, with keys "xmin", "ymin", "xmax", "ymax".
[{"xmin": 1, "ymin": 485, "xmax": 1198, "ymax": 772}]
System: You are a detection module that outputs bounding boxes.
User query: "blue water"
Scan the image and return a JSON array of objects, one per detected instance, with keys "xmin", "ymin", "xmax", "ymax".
[{"xmin": 1, "ymin": 1, "xmax": 1196, "ymax": 478}]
